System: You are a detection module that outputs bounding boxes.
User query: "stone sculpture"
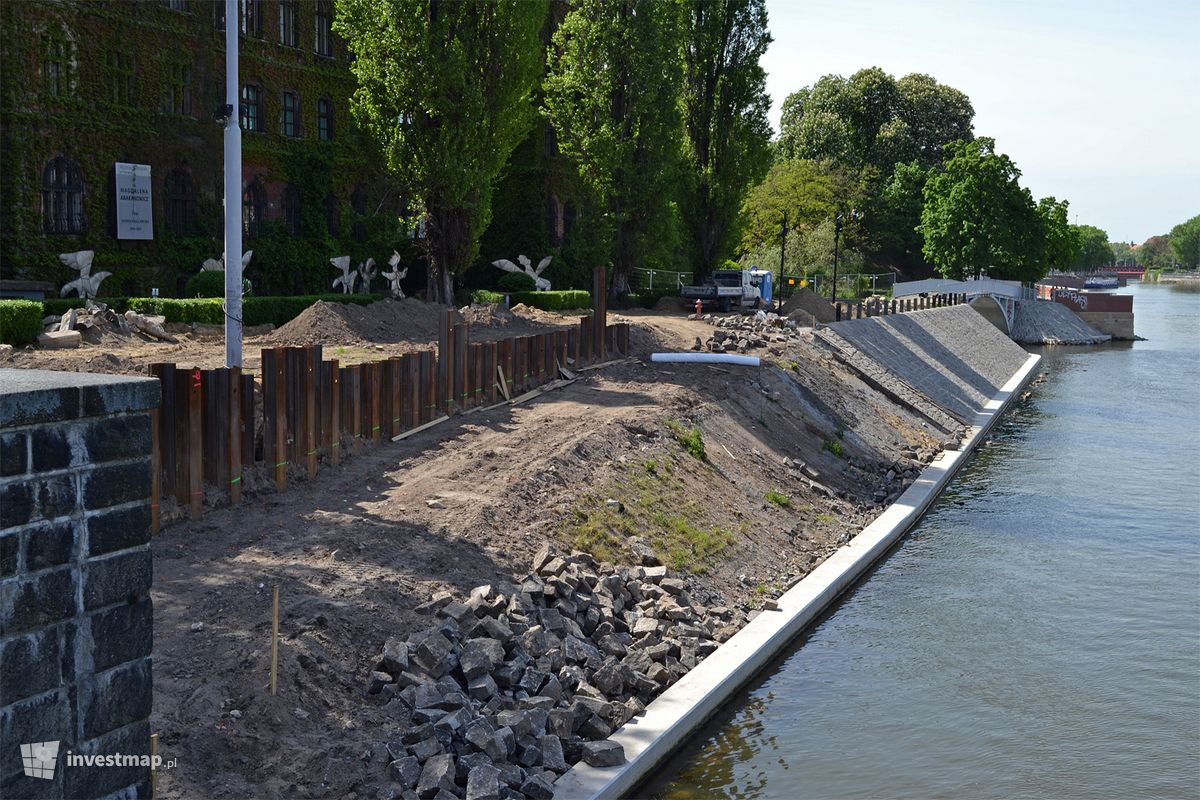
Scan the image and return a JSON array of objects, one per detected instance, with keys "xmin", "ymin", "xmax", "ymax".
[
  {"xmin": 383, "ymin": 250, "xmax": 408, "ymax": 298},
  {"xmin": 492, "ymin": 255, "xmax": 552, "ymax": 291},
  {"xmin": 200, "ymin": 250, "xmax": 253, "ymax": 272},
  {"xmin": 358, "ymin": 257, "xmax": 377, "ymax": 294},
  {"xmin": 331, "ymin": 256, "xmax": 357, "ymax": 294},
  {"xmin": 58, "ymin": 250, "xmax": 111, "ymax": 300}
]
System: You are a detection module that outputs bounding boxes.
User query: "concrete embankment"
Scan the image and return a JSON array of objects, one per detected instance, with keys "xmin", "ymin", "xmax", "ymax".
[
  {"xmin": 1011, "ymin": 299, "xmax": 1111, "ymax": 345},
  {"xmin": 556, "ymin": 305, "xmax": 1042, "ymax": 799}
]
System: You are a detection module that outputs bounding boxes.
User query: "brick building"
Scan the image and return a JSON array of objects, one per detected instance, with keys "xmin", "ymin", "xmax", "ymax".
[{"xmin": 0, "ymin": 0, "xmax": 399, "ymax": 297}]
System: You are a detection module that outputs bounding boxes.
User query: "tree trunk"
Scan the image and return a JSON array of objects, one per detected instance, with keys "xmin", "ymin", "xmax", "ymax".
[{"xmin": 425, "ymin": 206, "xmax": 469, "ymax": 305}]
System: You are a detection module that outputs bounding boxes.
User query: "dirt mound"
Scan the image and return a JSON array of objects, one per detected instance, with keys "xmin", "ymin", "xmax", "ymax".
[
  {"xmin": 781, "ymin": 287, "xmax": 836, "ymax": 323},
  {"xmin": 655, "ymin": 294, "xmax": 690, "ymax": 313},
  {"xmin": 266, "ymin": 298, "xmax": 444, "ymax": 345}
]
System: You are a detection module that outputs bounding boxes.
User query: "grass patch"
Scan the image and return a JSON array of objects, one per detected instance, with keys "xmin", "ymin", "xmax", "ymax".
[
  {"xmin": 666, "ymin": 420, "xmax": 706, "ymax": 461},
  {"xmin": 815, "ymin": 512, "xmax": 837, "ymax": 524},
  {"xmin": 565, "ymin": 460, "xmax": 731, "ymax": 574},
  {"xmin": 765, "ymin": 489, "xmax": 792, "ymax": 508},
  {"xmin": 823, "ymin": 439, "xmax": 844, "ymax": 457}
]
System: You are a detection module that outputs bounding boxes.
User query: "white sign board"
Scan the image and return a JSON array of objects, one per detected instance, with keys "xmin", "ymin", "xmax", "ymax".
[{"xmin": 115, "ymin": 162, "xmax": 153, "ymax": 240}]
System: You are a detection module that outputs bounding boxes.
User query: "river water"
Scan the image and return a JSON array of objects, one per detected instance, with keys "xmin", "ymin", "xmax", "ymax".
[{"xmin": 645, "ymin": 282, "xmax": 1200, "ymax": 800}]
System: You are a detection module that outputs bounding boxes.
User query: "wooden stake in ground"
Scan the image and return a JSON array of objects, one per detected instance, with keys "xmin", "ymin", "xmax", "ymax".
[
  {"xmin": 150, "ymin": 732, "xmax": 159, "ymax": 797},
  {"xmin": 269, "ymin": 586, "xmax": 280, "ymax": 695}
]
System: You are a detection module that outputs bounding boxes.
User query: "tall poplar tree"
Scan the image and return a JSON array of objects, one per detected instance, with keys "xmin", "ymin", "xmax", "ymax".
[
  {"xmin": 336, "ymin": 0, "xmax": 547, "ymax": 303},
  {"xmin": 543, "ymin": 0, "xmax": 686, "ymax": 296},
  {"xmin": 681, "ymin": 0, "xmax": 773, "ymax": 281}
]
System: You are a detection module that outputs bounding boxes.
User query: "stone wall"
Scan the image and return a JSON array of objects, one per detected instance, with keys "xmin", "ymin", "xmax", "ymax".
[{"xmin": 1, "ymin": 369, "xmax": 158, "ymax": 799}]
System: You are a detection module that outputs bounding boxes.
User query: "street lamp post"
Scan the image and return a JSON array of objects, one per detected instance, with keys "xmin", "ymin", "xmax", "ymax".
[
  {"xmin": 778, "ymin": 211, "xmax": 788, "ymax": 313},
  {"xmin": 830, "ymin": 209, "xmax": 862, "ymax": 311}
]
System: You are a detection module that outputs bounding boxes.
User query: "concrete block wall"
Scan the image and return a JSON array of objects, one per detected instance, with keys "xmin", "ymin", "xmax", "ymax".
[{"xmin": 1, "ymin": 370, "xmax": 159, "ymax": 800}]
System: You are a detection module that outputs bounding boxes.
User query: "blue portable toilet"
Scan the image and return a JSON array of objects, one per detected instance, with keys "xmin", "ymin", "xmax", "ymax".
[{"xmin": 750, "ymin": 269, "xmax": 772, "ymax": 304}]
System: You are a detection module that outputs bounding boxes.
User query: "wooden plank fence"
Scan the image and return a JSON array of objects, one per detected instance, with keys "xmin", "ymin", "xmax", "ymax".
[
  {"xmin": 148, "ymin": 309, "xmax": 631, "ymax": 532},
  {"xmin": 832, "ymin": 292, "xmax": 966, "ymax": 322}
]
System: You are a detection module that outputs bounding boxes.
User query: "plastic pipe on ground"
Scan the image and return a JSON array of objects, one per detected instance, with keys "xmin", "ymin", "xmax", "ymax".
[{"xmin": 650, "ymin": 353, "xmax": 760, "ymax": 366}]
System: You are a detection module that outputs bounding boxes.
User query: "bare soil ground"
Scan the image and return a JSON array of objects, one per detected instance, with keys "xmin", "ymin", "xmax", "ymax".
[{"xmin": 131, "ymin": 309, "xmax": 943, "ymax": 799}]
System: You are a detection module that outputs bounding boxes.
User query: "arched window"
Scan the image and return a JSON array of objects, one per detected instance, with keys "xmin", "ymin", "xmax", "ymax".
[
  {"xmin": 324, "ymin": 192, "xmax": 339, "ymax": 237},
  {"xmin": 282, "ymin": 185, "xmax": 301, "ymax": 236},
  {"xmin": 42, "ymin": 155, "xmax": 85, "ymax": 234},
  {"xmin": 165, "ymin": 167, "xmax": 196, "ymax": 236},
  {"xmin": 242, "ymin": 178, "xmax": 265, "ymax": 240},
  {"xmin": 314, "ymin": 2, "xmax": 333, "ymax": 56}
]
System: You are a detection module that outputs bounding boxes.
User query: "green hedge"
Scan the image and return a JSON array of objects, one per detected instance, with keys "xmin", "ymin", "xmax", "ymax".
[
  {"xmin": 0, "ymin": 299, "xmax": 44, "ymax": 345},
  {"xmin": 184, "ymin": 271, "xmax": 226, "ymax": 298},
  {"xmin": 509, "ymin": 290, "xmax": 591, "ymax": 311},
  {"xmin": 498, "ymin": 271, "xmax": 537, "ymax": 292},
  {"xmin": 471, "ymin": 289, "xmax": 505, "ymax": 305},
  {"xmin": 42, "ymin": 297, "xmax": 131, "ymax": 316},
  {"xmin": 126, "ymin": 294, "xmax": 382, "ymax": 327}
]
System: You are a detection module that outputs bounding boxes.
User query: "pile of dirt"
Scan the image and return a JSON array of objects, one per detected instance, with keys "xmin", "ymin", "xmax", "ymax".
[
  {"xmin": 265, "ymin": 298, "xmax": 445, "ymax": 346},
  {"xmin": 654, "ymin": 295, "xmax": 690, "ymax": 313},
  {"xmin": 780, "ymin": 287, "xmax": 836, "ymax": 324}
]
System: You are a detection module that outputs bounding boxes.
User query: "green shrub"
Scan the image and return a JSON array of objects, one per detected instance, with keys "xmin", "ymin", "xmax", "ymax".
[
  {"xmin": 127, "ymin": 294, "xmax": 382, "ymax": 327},
  {"xmin": 184, "ymin": 270, "xmax": 226, "ymax": 298},
  {"xmin": 823, "ymin": 439, "xmax": 844, "ymax": 457},
  {"xmin": 0, "ymin": 300, "xmax": 44, "ymax": 345},
  {"xmin": 471, "ymin": 289, "xmax": 505, "ymax": 305},
  {"xmin": 667, "ymin": 419, "xmax": 706, "ymax": 460},
  {"xmin": 631, "ymin": 288, "xmax": 678, "ymax": 309},
  {"xmin": 508, "ymin": 290, "xmax": 591, "ymax": 311},
  {"xmin": 498, "ymin": 271, "xmax": 536, "ymax": 292},
  {"xmin": 765, "ymin": 489, "xmax": 792, "ymax": 508},
  {"xmin": 42, "ymin": 297, "xmax": 131, "ymax": 316}
]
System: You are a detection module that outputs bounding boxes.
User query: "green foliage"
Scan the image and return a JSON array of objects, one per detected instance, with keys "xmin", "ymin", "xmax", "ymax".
[
  {"xmin": 1069, "ymin": 224, "xmax": 1112, "ymax": 272},
  {"xmin": 337, "ymin": 0, "xmax": 548, "ymax": 302},
  {"xmin": 1139, "ymin": 235, "xmax": 1174, "ymax": 268},
  {"xmin": 1170, "ymin": 215, "xmax": 1200, "ymax": 268},
  {"xmin": 1110, "ymin": 240, "xmax": 1136, "ymax": 266},
  {"xmin": 0, "ymin": 300, "xmax": 43, "ymax": 345},
  {"xmin": 544, "ymin": 0, "xmax": 688, "ymax": 295},
  {"xmin": 471, "ymin": 290, "xmax": 505, "ymax": 305},
  {"xmin": 42, "ymin": 297, "xmax": 130, "ymax": 316},
  {"xmin": 498, "ymin": 271, "xmax": 537, "ymax": 293},
  {"xmin": 666, "ymin": 419, "xmax": 706, "ymax": 460},
  {"xmin": 126, "ymin": 294, "xmax": 380, "ymax": 327},
  {"xmin": 680, "ymin": 0, "xmax": 773, "ymax": 280},
  {"xmin": 739, "ymin": 159, "xmax": 846, "ymax": 252},
  {"xmin": 184, "ymin": 271, "xmax": 227, "ymax": 298},
  {"xmin": 919, "ymin": 138, "xmax": 1068, "ymax": 282},
  {"xmin": 822, "ymin": 438, "xmax": 844, "ymax": 457},
  {"xmin": 765, "ymin": 489, "xmax": 792, "ymax": 508},
  {"xmin": 508, "ymin": 291, "xmax": 591, "ymax": 311}
]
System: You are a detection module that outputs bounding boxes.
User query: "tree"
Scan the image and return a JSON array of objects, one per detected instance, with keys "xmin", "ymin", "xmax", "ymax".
[
  {"xmin": 543, "ymin": 0, "xmax": 686, "ymax": 296},
  {"xmin": 680, "ymin": 0, "xmax": 773, "ymax": 282},
  {"xmin": 918, "ymin": 138, "xmax": 1066, "ymax": 282},
  {"xmin": 336, "ymin": 0, "xmax": 547, "ymax": 303},
  {"xmin": 1139, "ymin": 235, "xmax": 1174, "ymax": 268},
  {"xmin": 1110, "ymin": 240, "xmax": 1135, "ymax": 266},
  {"xmin": 1069, "ymin": 224, "xmax": 1112, "ymax": 272},
  {"xmin": 737, "ymin": 159, "xmax": 854, "ymax": 253},
  {"xmin": 1169, "ymin": 215, "xmax": 1200, "ymax": 269},
  {"xmin": 866, "ymin": 159, "xmax": 930, "ymax": 272}
]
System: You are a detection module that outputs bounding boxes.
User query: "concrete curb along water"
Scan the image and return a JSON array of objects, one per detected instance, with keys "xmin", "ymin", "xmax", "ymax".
[{"xmin": 554, "ymin": 351, "xmax": 1043, "ymax": 800}]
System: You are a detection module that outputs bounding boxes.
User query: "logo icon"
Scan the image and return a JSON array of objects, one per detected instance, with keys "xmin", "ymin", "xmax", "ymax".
[{"xmin": 20, "ymin": 741, "xmax": 60, "ymax": 780}]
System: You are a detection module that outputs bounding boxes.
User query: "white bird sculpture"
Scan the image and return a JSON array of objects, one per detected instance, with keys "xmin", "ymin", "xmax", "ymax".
[
  {"xmin": 61, "ymin": 271, "xmax": 112, "ymax": 300},
  {"xmin": 357, "ymin": 257, "xmax": 377, "ymax": 294},
  {"xmin": 201, "ymin": 250, "xmax": 253, "ymax": 272},
  {"xmin": 383, "ymin": 250, "xmax": 408, "ymax": 298},
  {"xmin": 59, "ymin": 250, "xmax": 95, "ymax": 275},
  {"xmin": 331, "ymin": 255, "xmax": 357, "ymax": 294},
  {"xmin": 492, "ymin": 254, "xmax": 553, "ymax": 291}
]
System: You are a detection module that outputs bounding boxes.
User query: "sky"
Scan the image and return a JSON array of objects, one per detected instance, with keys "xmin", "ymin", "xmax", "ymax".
[{"xmin": 762, "ymin": 0, "xmax": 1199, "ymax": 244}]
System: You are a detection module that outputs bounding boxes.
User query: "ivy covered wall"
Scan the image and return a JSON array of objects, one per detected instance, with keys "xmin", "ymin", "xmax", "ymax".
[{"xmin": 0, "ymin": 0, "xmax": 407, "ymax": 298}]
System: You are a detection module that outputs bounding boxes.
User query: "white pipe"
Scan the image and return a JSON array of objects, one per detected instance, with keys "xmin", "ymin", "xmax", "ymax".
[
  {"xmin": 650, "ymin": 353, "xmax": 761, "ymax": 366},
  {"xmin": 223, "ymin": 0, "xmax": 243, "ymax": 368}
]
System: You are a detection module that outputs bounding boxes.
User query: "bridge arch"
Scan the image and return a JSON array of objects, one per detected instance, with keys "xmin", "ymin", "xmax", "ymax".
[{"xmin": 968, "ymin": 294, "xmax": 1011, "ymax": 334}]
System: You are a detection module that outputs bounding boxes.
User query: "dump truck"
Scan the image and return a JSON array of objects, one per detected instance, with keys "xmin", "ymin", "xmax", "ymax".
[{"xmin": 680, "ymin": 268, "xmax": 771, "ymax": 312}]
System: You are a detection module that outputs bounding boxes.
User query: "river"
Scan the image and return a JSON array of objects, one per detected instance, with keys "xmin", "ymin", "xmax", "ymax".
[{"xmin": 644, "ymin": 281, "xmax": 1200, "ymax": 800}]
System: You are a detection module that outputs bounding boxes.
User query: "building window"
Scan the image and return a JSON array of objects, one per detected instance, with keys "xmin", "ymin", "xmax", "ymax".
[
  {"xmin": 242, "ymin": 179, "xmax": 265, "ymax": 239},
  {"xmin": 240, "ymin": 84, "xmax": 260, "ymax": 131},
  {"xmin": 162, "ymin": 62, "xmax": 192, "ymax": 116},
  {"xmin": 42, "ymin": 32, "xmax": 69, "ymax": 98},
  {"xmin": 165, "ymin": 0, "xmax": 188, "ymax": 11},
  {"xmin": 283, "ymin": 185, "xmax": 301, "ymax": 235},
  {"xmin": 42, "ymin": 155, "xmax": 85, "ymax": 234},
  {"xmin": 314, "ymin": 1, "xmax": 333, "ymax": 56},
  {"xmin": 279, "ymin": 0, "xmax": 297, "ymax": 47},
  {"xmin": 324, "ymin": 192, "xmax": 339, "ymax": 237},
  {"xmin": 350, "ymin": 183, "xmax": 367, "ymax": 242},
  {"xmin": 317, "ymin": 98, "xmax": 332, "ymax": 141},
  {"xmin": 241, "ymin": 0, "xmax": 262, "ymax": 38},
  {"xmin": 105, "ymin": 52, "xmax": 135, "ymax": 106},
  {"xmin": 281, "ymin": 91, "xmax": 298, "ymax": 137},
  {"xmin": 165, "ymin": 167, "xmax": 197, "ymax": 235}
]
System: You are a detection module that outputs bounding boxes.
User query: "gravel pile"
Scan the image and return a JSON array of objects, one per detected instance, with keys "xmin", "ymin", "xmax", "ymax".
[
  {"xmin": 1010, "ymin": 299, "xmax": 1111, "ymax": 345},
  {"xmin": 687, "ymin": 310, "xmax": 804, "ymax": 353},
  {"xmin": 366, "ymin": 546, "xmax": 746, "ymax": 800}
]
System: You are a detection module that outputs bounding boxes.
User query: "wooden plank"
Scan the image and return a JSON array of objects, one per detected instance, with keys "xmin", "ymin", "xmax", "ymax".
[
  {"xmin": 229, "ymin": 366, "xmax": 242, "ymax": 505},
  {"xmin": 273, "ymin": 352, "xmax": 287, "ymax": 491},
  {"xmin": 285, "ymin": 347, "xmax": 302, "ymax": 468},
  {"xmin": 150, "ymin": 407, "xmax": 161, "ymax": 534},
  {"xmin": 149, "ymin": 363, "xmax": 175, "ymax": 501},
  {"xmin": 501, "ymin": 339, "xmax": 514, "ymax": 400},
  {"xmin": 454, "ymin": 323, "xmax": 469, "ymax": 412},
  {"xmin": 418, "ymin": 350, "xmax": 432, "ymax": 425},
  {"xmin": 438, "ymin": 310, "xmax": 453, "ymax": 417},
  {"xmin": 173, "ymin": 369, "xmax": 189, "ymax": 505},
  {"xmin": 350, "ymin": 364, "xmax": 363, "ymax": 454},
  {"xmin": 370, "ymin": 361, "xmax": 383, "ymax": 443},
  {"xmin": 567, "ymin": 328, "xmax": 578, "ymax": 366},
  {"xmin": 328, "ymin": 360, "xmax": 341, "ymax": 466},
  {"xmin": 212, "ymin": 368, "xmax": 229, "ymax": 494},
  {"xmin": 391, "ymin": 414, "xmax": 450, "ymax": 443},
  {"xmin": 592, "ymin": 265, "xmax": 607, "ymax": 359},
  {"xmin": 187, "ymin": 368, "xmax": 203, "ymax": 519},
  {"xmin": 405, "ymin": 354, "xmax": 419, "ymax": 430},
  {"xmin": 262, "ymin": 349, "xmax": 278, "ymax": 477},
  {"xmin": 557, "ymin": 330, "xmax": 568, "ymax": 370},
  {"xmin": 241, "ymin": 373, "xmax": 255, "ymax": 467},
  {"xmin": 304, "ymin": 349, "xmax": 317, "ymax": 477},
  {"xmin": 485, "ymin": 343, "xmax": 498, "ymax": 404},
  {"xmin": 579, "ymin": 316, "xmax": 591, "ymax": 366},
  {"xmin": 200, "ymin": 369, "xmax": 214, "ymax": 486}
]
